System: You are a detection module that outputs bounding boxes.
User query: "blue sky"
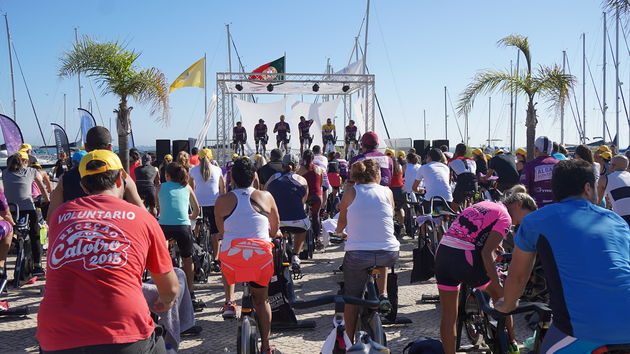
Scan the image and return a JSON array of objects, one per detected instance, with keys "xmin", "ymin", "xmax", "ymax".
[{"xmin": 0, "ymin": 0, "xmax": 624, "ymax": 149}]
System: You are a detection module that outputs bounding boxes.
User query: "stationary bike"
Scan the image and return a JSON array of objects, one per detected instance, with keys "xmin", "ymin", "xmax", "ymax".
[{"xmin": 9, "ymin": 204, "xmax": 34, "ymax": 288}]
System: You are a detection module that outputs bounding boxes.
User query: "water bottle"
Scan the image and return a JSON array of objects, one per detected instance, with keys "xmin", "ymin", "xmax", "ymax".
[{"xmin": 165, "ymin": 343, "xmax": 176, "ymax": 354}]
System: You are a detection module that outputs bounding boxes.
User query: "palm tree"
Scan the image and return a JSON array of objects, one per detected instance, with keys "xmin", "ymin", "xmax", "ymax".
[
  {"xmin": 458, "ymin": 34, "xmax": 576, "ymax": 159},
  {"xmin": 604, "ymin": 0, "xmax": 630, "ymax": 13},
  {"xmin": 59, "ymin": 37, "xmax": 169, "ymax": 170}
]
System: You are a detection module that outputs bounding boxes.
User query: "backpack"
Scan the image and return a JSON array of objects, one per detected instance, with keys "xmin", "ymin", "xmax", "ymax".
[
  {"xmin": 403, "ymin": 337, "xmax": 444, "ymax": 354},
  {"xmin": 192, "ymin": 243, "xmax": 211, "ymax": 282},
  {"xmin": 410, "ymin": 237, "xmax": 436, "ymax": 283}
]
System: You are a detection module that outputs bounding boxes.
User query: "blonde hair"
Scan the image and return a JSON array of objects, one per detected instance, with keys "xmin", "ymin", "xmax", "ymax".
[
  {"xmin": 350, "ymin": 159, "xmax": 380, "ymax": 184},
  {"xmin": 177, "ymin": 151, "xmax": 190, "ymax": 169},
  {"xmin": 200, "ymin": 156, "xmax": 212, "ymax": 182},
  {"xmin": 501, "ymin": 184, "xmax": 537, "ymax": 211}
]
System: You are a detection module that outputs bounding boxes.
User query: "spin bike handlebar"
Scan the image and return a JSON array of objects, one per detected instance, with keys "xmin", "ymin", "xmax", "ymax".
[
  {"xmin": 472, "ymin": 289, "xmax": 551, "ymax": 320},
  {"xmin": 291, "ymin": 294, "xmax": 379, "ymax": 310},
  {"xmin": 427, "ymin": 196, "xmax": 459, "ymax": 216}
]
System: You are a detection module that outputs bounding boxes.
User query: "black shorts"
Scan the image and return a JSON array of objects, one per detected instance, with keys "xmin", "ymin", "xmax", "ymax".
[
  {"xmin": 137, "ymin": 184, "xmax": 157, "ymax": 208},
  {"xmin": 233, "ymin": 138, "xmax": 245, "ymax": 144},
  {"xmin": 276, "ymin": 135, "xmax": 289, "ymax": 143},
  {"xmin": 201, "ymin": 206, "xmax": 219, "ymax": 234},
  {"xmin": 390, "ymin": 186, "xmax": 405, "ymax": 210},
  {"xmin": 452, "ymin": 173, "xmax": 477, "ymax": 204},
  {"xmin": 345, "ymin": 137, "xmax": 358, "ymax": 145},
  {"xmin": 160, "ymin": 224, "xmax": 194, "ymax": 258},
  {"xmin": 421, "ymin": 198, "xmax": 448, "ymax": 215},
  {"xmin": 299, "ymin": 134, "xmax": 311, "ymax": 143},
  {"xmin": 435, "ymin": 245, "xmax": 490, "ymax": 291},
  {"xmin": 254, "ymin": 135, "xmax": 267, "ymax": 143}
]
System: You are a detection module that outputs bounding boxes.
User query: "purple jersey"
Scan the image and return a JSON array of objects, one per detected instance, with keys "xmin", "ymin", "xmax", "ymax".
[
  {"xmin": 0, "ymin": 189, "xmax": 7, "ymax": 212},
  {"xmin": 345, "ymin": 125, "xmax": 358, "ymax": 140},
  {"xmin": 233, "ymin": 126, "xmax": 246, "ymax": 139},
  {"xmin": 519, "ymin": 156, "xmax": 559, "ymax": 208},
  {"xmin": 254, "ymin": 123, "xmax": 267, "ymax": 137},
  {"xmin": 349, "ymin": 150, "xmax": 393, "ymax": 187},
  {"xmin": 274, "ymin": 122, "xmax": 290, "ymax": 136},
  {"xmin": 298, "ymin": 120, "xmax": 313, "ymax": 136}
]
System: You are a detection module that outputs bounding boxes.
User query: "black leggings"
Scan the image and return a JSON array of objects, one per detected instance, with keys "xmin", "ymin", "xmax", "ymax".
[{"xmin": 13, "ymin": 209, "xmax": 41, "ymax": 264}]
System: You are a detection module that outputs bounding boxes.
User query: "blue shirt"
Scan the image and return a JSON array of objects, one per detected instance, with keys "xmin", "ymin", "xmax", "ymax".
[
  {"xmin": 551, "ymin": 152, "xmax": 567, "ymax": 160},
  {"xmin": 158, "ymin": 181, "xmax": 190, "ymax": 226},
  {"xmin": 515, "ymin": 197, "xmax": 630, "ymax": 343}
]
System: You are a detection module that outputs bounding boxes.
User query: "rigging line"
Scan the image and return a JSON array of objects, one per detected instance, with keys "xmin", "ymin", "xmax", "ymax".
[
  {"xmin": 564, "ymin": 53, "xmax": 584, "ymax": 135},
  {"xmin": 11, "ymin": 42, "xmax": 46, "ymax": 146},
  {"xmin": 605, "ymin": 28, "xmax": 629, "ymax": 135},
  {"xmin": 491, "ymin": 92, "xmax": 507, "ymax": 141},
  {"xmin": 374, "ymin": 11, "xmax": 407, "ymax": 127},
  {"xmin": 87, "ymin": 79, "xmax": 105, "ymax": 126},
  {"xmin": 587, "ymin": 55, "xmax": 613, "ymax": 141},
  {"xmin": 445, "ymin": 88, "xmax": 465, "ymax": 142},
  {"xmin": 567, "ymin": 90, "xmax": 586, "ymax": 141},
  {"xmin": 229, "ymin": 35, "xmax": 256, "ymax": 103},
  {"xmin": 356, "ymin": 44, "xmax": 390, "ymax": 138}
]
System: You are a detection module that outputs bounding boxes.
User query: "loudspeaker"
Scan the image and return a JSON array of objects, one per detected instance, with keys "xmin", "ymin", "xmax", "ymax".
[
  {"xmin": 432, "ymin": 140, "xmax": 449, "ymax": 151},
  {"xmin": 413, "ymin": 140, "xmax": 431, "ymax": 160},
  {"xmin": 156, "ymin": 139, "xmax": 171, "ymax": 162},
  {"xmin": 172, "ymin": 140, "xmax": 190, "ymax": 156},
  {"xmin": 188, "ymin": 138, "xmax": 197, "ymax": 152}
]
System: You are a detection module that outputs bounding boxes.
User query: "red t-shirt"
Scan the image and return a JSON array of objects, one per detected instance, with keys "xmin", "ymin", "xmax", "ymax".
[
  {"xmin": 190, "ymin": 154, "xmax": 200, "ymax": 166},
  {"xmin": 129, "ymin": 160, "xmax": 141, "ymax": 181},
  {"xmin": 37, "ymin": 194, "xmax": 173, "ymax": 351}
]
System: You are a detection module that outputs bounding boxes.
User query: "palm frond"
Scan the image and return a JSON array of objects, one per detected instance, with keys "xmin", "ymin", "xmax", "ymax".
[
  {"xmin": 129, "ymin": 68, "xmax": 170, "ymax": 125},
  {"xmin": 533, "ymin": 64, "xmax": 576, "ymax": 110},
  {"xmin": 457, "ymin": 69, "xmax": 524, "ymax": 116},
  {"xmin": 498, "ymin": 34, "xmax": 532, "ymax": 74},
  {"xmin": 603, "ymin": 0, "xmax": 630, "ymax": 14}
]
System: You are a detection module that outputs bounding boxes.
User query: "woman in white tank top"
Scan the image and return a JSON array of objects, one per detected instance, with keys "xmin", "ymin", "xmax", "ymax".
[
  {"xmin": 214, "ymin": 157, "xmax": 280, "ymax": 353},
  {"xmin": 335, "ymin": 158, "xmax": 400, "ymax": 342}
]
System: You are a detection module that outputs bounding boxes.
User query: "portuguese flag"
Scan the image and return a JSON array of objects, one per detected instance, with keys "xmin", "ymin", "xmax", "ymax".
[{"xmin": 249, "ymin": 56, "xmax": 285, "ymax": 81}]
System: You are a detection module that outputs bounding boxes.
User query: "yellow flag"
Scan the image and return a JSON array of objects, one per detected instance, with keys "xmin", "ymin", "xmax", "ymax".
[{"xmin": 169, "ymin": 57, "xmax": 205, "ymax": 93}]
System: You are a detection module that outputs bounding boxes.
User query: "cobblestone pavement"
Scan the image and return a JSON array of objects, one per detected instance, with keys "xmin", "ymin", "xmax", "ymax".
[{"xmin": 0, "ymin": 240, "xmax": 533, "ymax": 353}]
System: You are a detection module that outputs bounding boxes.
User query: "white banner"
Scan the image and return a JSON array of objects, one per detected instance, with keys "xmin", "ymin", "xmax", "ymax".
[
  {"xmin": 195, "ymin": 94, "xmax": 217, "ymax": 150},
  {"xmin": 234, "ymin": 98, "xmax": 288, "ymax": 154},
  {"xmin": 289, "ymin": 98, "xmax": 342, "ymax": 150}
]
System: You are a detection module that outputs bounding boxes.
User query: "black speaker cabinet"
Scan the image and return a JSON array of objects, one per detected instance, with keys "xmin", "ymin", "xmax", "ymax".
[
  {"xmin": 155, "ymin": 139, "xmax": 171, "ymax": 162},
  {"xmin": 432, "ymin": 139, "xmax": 449, "ymax": 151},
  {"xmin": 172, "ymin": 140, "xmax": 190, "ymax": 156}
]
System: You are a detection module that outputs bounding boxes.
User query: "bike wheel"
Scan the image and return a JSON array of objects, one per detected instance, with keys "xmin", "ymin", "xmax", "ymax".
[
  {"xmin": 462, "ymin": 291, "xmax": 485, "ymax": 347},
  {"xmin": 237, "ymin": 316, "xmax": 260, "ymax": 354}
]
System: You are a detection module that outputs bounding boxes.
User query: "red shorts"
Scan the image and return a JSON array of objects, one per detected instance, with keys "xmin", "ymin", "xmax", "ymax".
[{"xmin": 220, "ymin": 238, "xmax": 274, "ymax": 286}]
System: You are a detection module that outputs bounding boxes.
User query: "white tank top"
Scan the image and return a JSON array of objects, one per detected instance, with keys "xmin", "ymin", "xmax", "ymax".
[
  {"xmin": 345, "ymin": 184, "xmax": 400, "ymax": 252},
  {"xmin": 403, "ymin": 163, "xmax": 422, "ymax": 193},
  {"xmin": 604, "ymin": 170, "xmax": 630, "ymax": 217},
  {"xmin": 190, "ymin": 164, "xmax": 222, "ymax": 206},
  {"xmin": 222, "ymin": 187, "xmax": 270, "ymax": 251}
]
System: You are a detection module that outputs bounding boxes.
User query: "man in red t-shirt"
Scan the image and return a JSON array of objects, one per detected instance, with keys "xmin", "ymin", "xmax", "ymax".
[{"xmin": 37, "ymin": 149, "xmax": 178, "ymax": 353}]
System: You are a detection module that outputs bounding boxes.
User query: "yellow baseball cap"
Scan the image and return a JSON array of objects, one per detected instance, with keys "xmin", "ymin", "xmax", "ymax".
[
  {"xmin": 16, "ymin": 151, "xmax": 28, "ymax": 160},
  {"xmin": 397, "ymin": 150, "xmax": 406, "ymax": 158},
  {"xmin": 472, "ymin": 148, "xmax": 483, "ymax": 156},
  {"xmin": 515, "ymin": 148, "xmax": 527, "ymax": 156},
  {"xmin": 79, "ymin": 149, "xmax": 123, "ymax": 177},
  {"xmin": 493, "ymin": 149, "xmax": 504, "ymax": 156},
  {"xmin": 19, "ymin": 143, "xmax": 32, "ymax": 151},
  {"xmin": 164, "ymin": 154, "xmax": 173, "ymax": 161},
  {"xmin": 598, "ymin": 145, "xmax": 611, "ymax": 152},
  {"xmin": 199, "ymin": 149, "xmax": 213, "ymax": 159},
  {"xmin": 485, "ymin": 154, "xmax": 492, "ymax": 160},
  {"xmin": 232, "ymin": 153, "xmax": 239, "ymax": 160},
  {"xmin": 385, "ymin": 148, "xmax": 395, "ymax": 157},
  {"xmin": 601, "ymin": 151, "xmax": 612, "ymax": 160}
]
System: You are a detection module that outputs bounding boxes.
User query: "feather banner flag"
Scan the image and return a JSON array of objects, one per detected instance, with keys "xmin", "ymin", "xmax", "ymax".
[
  {"xmin": 51, "ymin": 123, "xmax": 70, "ymax": 157},
  {"xmin": 0, "ymin": 114, "xmax": 24, "ymax": 155},
  {"xmin": 169, "ymin": 57, "xmax": 205, "ymax": 93},
  {"xmin": 78, "ymin": 108, "xmax": 97, "ymax": 147}
]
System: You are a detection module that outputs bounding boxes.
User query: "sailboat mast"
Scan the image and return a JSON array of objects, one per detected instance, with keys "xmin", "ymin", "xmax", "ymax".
[
  {"xmin": 514, "ymin": 51, "xmax": 520, "ymax": 149},
  {"xmin": 616, "ymin": 7, "xmax": 620, "ymax": 146},
  {"xmin": 583, "ymin": 33, "xmax": 587, "ymax": 144},
  {"xmin": 63, "ymin": 93, "xmax": 67, "ymax": 131},
  {"xmin": 603, "ymin": 12, "xmax": 607, "ymax": 142},
  {"xmin": 5, "ymin": 14, "xmax": 16, "ymax": 121},
  {"xmin": 561, "ymin": 50, "xmax": 566, "ymax": 145},
  {"xmin": 204, "ymin": 52, "xmax": 207, "ymax": 117},
  {"xmin": 510, "ymin": 60, "xmax": 514, "ymax": 150},
  {"xmin": 444, "ymin": 86, "xmax": 448, "ymax": 140},
  {"xmin": 423, "ymin": 109, "xmax": 427, "ymax": 140},
  {"xmin": 488, "ymin": 96, "xmax": 491, "ymax": 146},
  {"xmin": 363, "ymin": 0, "xmax": 370, "ymax": 132},
  {"xmin": 226, "ymin": 24, "xmax": 234, "ymax": 130},
  {"xmin": 75, "ymin": 28, "xmax": 82, "ymax": 108}
]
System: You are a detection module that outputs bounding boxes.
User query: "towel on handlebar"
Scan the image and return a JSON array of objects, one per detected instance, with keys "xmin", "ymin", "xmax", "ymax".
[
  {"xmin": 415, "ymin": 215, "xmax": 442, "ymax": 226},
  {"xmin": 142, "ymin": 268, "xmax": 195, "ymax": 352},
  {"xmin": 321, "ymin": 317, "xmax": 353, "ymax": 354}
]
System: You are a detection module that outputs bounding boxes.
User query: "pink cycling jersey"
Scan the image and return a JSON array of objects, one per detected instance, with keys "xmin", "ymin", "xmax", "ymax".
[{"xmin": 442, "ymin": 201, "xmax": 512, "ymax": 251}]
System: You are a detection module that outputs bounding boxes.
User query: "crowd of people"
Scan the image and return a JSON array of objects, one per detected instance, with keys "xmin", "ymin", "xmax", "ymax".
[{"xmin": 0, "ymin": 125, "xmax": 629, "ymax": 354}]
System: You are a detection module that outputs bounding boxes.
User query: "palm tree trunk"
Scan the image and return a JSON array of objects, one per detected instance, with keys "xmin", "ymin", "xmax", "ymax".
[
  {"xmin": 115, "ymin": 98, "xmax": 132, "ymax": 171},
  {"xmin": 525, "ymin": 98, "xmax": 537, "ymax": 160}
]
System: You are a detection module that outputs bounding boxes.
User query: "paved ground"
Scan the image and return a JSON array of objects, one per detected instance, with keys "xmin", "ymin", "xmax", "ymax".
[{"xmin": 0, "ymin": 239, "xmax": 533, "ymax": 353}]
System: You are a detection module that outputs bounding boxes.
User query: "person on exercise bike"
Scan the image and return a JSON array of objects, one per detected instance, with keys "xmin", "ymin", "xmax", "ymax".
[
  {"xmin": 322, "ymin": 118, "xmax": 336, "ymax": 152},
  {"xmin": 37, "ymin": 149, "xmax": 179, "ymax": 353},
  {"xmin": 266, "ymin": 153, "xmax": 309, "ymax": 268},
  {"xmin": 496, "ymin": 159, "xmax": 630, "ymax": 352},
  {"xmin": 344, "ymin": 120, "xmax": 359, "ymax": 159},
  {"xmin": 298, "ymin": 150, "xmax": 324, "ymax": 249},
  {"xmin": 0, "ymin": 189, "xmax": 15, "ymax": 281},
  {"xmin": 298, "ymin": 116, "xmax": 314, "ymax": 155},
  {"xmin": 214, "ymin": 157, "xmax": 281, "ymax": 354},
  {"xmin": 254, "ymin": 119, "xmax": 268, "ymax": 155},
  {"xmin": 233, "ymin": 122, "xmax": 247, "ymax": 155},
  {"xmin": 3, "ymin": 151, "xmax": 49, "ymax": 276},
  {"xmin": 348, "ymin": 132, "xmax": 393, "ymax": 187},
  {"xmin": 273, "ymin": 115, "xmax": 290, "ymax": 151},
  {"xmin": 335, "ymin": 159, "xmax": 400, "ymax": 343},
  {"xmin": 135, "ymin": 153, "xmax": 160, "ymax": 217},
  {"xmin": 435, "ymin": 185, "xmax": 537, "ymax": 354},
  {"xmin": 448, "ymin": 143, "xmax": 477, "ymax": 211}
]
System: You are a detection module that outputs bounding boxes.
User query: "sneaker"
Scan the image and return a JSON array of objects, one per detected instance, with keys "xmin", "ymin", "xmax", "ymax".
[
  {"xmin": 378, "ymin": 294, "xmax": 392, "ymax": 314},
  {"xmin": 191, "ymin": 298, "xmax": 206, "ymax": 312},
  {"xmin": 508, "ymin": 342, "xmax": 521, "ymax": 354},
  {"xmin": 261, "ymin": 345, "xmax": 282, "ymax": 354},
  {"xmin": 291, "ymin": 255, "xmax": 301, "ymax": 267},
  {"xmin": 32, "ymin": 266, "xmax": 45, "ymax": 276},
  {"xmin": 222, "ymin": 301, "xmax": 237, "ymax": 319},
  {"xmin": 181, "ymin": 325, "xmax": 203, "ymax": 336}
]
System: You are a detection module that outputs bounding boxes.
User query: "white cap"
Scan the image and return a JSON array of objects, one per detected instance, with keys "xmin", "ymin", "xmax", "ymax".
[{"xmin": 534, "ymin": 136, "xmax": 553, "ymax": 155}]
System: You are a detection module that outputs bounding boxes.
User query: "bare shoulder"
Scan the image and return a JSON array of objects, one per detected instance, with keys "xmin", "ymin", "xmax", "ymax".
[{"xmin": 294, "ymin": 173, "xmax": 307, "ymax": 185}]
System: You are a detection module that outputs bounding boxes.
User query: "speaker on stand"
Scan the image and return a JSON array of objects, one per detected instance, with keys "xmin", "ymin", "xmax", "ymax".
[
  {"xmin": 155, "ymin": 139, "xmax": 171, "ymax": 162},
  {"xmin": 172, "ymin": 140, "xmax": 190, "ymax": 156}
]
